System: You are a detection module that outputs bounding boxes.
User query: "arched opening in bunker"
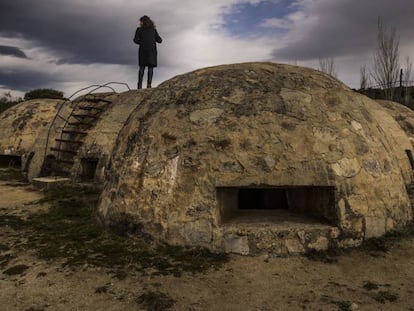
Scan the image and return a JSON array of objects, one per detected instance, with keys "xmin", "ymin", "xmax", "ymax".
[
  {"xmin": 0, "ymin": 155, "xmax": 22, "ymax": 169},
  {"xmin": 40, "ymin": 154, "xmax": 56, "ymax": 177},
  {"xmin": 217, "ymin": 186, "xmax": 336, "ymax": 226},
  {"xmin": 80, "ymin": 158, "xmax": 99, "ymax": 182}
]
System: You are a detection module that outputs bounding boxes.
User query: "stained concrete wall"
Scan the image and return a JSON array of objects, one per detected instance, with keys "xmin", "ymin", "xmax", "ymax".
[
  {"xmin": 375, "ymin": 100, "xmax": 414, "ymax": 147},
  {"xmin": 0, "ymin": 91, "xmax": 148, "ymax": 182},
  {"xmin": 98, "ymin": 63, "xmax": 414, "ymax": 255},
  {"xmin": 0, "ymin": 99, "xmax": 69, "ymax": 179},
  {"xmin": 67, "ymin": 91, "xmax": 150, "ymax": 182}
]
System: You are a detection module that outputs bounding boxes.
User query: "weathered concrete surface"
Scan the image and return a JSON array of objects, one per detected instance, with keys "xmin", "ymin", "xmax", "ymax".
[
  {"xmin": 0, "ymin": 99, "xmax": 68, "ymax": 179},
  {"xmin": 0, "ymin": 99, "xmax": 60, "ymax": 156},
  {"xmin": 376, "ymin": 99, "xmax": 414, "ymax": 146},
  {"xmin": 98, "ymin": 63, "xmax": 412, "ymax": 254},
  {"xmin": 68, "ymin": 91, "xmax": 149, "ymax": 182},
  {"xmin": 0, "ymin": 91, "xmax": 148, "ymax": 182}
]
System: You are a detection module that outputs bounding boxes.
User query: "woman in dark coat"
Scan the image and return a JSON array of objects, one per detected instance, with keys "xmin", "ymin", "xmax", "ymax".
[{"xmin": 133, "ymin": 16, "xmax": 162, "ymax": 89}]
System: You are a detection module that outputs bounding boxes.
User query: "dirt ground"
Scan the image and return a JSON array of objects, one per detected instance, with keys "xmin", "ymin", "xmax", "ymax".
[{"xmin": 1, "ymin": 178, "xmax": 414, "ymax": 311}]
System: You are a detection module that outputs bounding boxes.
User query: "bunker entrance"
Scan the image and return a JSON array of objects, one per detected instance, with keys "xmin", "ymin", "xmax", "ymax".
[
  {"xmin": 0, "ymin": 155, "xmax": 22, "ymax": 169},
  {"xmin": 217, "ymin": 186, "xmax": 336, "ymax": 225},
  {"xmin": 80, "ymin": 158, "xmax": 98, "ymax": 181},
  {"xmin": 40, "ymin": 155, "xmax": 56, "ymax": 177}
]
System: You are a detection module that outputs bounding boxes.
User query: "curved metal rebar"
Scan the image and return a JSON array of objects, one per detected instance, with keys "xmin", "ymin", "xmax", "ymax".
[{"xmin": 42, "ymin": 81, "xmax": 131, "ymax": 167}]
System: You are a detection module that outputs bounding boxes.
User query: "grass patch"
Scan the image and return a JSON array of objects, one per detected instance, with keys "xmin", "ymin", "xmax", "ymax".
[
  {"xmin": 1, "ymin": 184, "xmax": 228, "ymax": 276},
  {"xmin": 333, "ymin": 300, "xmax": 353, "ymax": 311},
  {"xmin": 361, "ymin": 237, "xmax": 390, "ymax": 253},
  {"xmin": 360, "ymin": 224, "xmax": 414, "ymax": 255},
  {"xmin": 0, "ymin": 168, "xmax": 26, "ymax": 182},
  {"xmin": 0, "ymin": 243, "xmax": 10, "ymax": 251},
  {"xmin": 136, "ymin": 290, "xmax": 175, "ymax": 311},
  {"xmin": 305, "ymin": 245, "xmax": 343, "ymax": 263},
  {"xmin": 95, "ymin": 285, "xmax": 109, "ymax": 294},
  {"xmin": 363, "ymin": 281, "xmax": 379, "ymax": 291},
  {"xmin": 305, "ymin": 222, "xmax": 414, "ymax": 263},
  {"xmin": 0, "ymin": 254, "xmax": 16, "ymax": 270},
  {"xmin": 3, "ymin": 264, "xmax": 29, "ymax": 275},
  {"xmin": 372, "ymin": 291, "xmax": 399, "ymax": 304},
  {"xmin": 0, "ymin": 215, "xmax": 26, "ymax": 229}
]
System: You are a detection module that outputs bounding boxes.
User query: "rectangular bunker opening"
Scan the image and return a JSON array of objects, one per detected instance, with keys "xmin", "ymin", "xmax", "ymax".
[
  {"xmin": 217, "ymin": 186, "xmax": 336, "ymax": 225},
  {"xmin": 79, "ymin": 158, "xmax": 99, "ymax": 182},
  {"xmin": 0, "ymin": 155, "xmax": 22, "ymax": 169}
]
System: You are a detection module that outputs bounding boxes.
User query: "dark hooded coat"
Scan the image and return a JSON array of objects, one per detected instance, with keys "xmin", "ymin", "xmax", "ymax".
[{"xmin": 133, "ymin": 27, "xmax": 162, "ymax": 67}]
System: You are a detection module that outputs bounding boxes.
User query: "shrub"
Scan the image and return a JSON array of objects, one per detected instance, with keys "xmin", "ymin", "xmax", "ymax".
[
  {"xmin": 0, "ymin": 92, "xmax": 22, "ymax": 114},
  {"xmin": 24, "ymin": 88, "xmax": 64, "ymax": 100}
]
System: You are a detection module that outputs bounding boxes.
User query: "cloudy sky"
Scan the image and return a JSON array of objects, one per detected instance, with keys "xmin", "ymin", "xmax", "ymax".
[{"xmin": 1, "ymin": 0, "xmax": 413, "ymax": 98}]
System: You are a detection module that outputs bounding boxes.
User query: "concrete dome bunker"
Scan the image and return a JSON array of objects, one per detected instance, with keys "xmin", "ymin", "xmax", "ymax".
[
  {"xmin": 99, "ymin": 62, "xmax": 414, "ymax": 255},
  {"xmin": 0, "ymin": 91, "xmax": 150, "ymax": 184},
  {"xmin": 0, "ymin": 99, "xmax": 66, "ymax": 178}
]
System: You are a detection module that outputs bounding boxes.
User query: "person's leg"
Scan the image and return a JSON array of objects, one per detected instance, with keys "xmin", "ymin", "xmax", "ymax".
[
  {"xmin": 138, "ymin": 66, "xmax": 145, "ymax": 89},
  {"xmin": 147, "ymin": 66, "xmax": 154, "ymax": 88}
]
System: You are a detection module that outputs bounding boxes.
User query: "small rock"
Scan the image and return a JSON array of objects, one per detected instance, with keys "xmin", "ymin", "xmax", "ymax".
[{"xmin": 224, "ymin": 234, "xmax": 249, "ymax": 255}]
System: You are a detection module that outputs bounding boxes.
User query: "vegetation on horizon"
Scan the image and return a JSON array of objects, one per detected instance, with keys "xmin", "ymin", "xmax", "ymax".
[
  {"xmin": 1, "ymin": 87, "xmax": 66, "ymax": 115},
  {"xmin": 358, "ymin": 17, "xmax": 413, "ymax": 107},
  {"xmin": 0, "ymin": 92, "xmax": 22, "ymax": 114},
  {"xmin": 24, "ymin": 88, "xmax": 64, "ymax": 100}
]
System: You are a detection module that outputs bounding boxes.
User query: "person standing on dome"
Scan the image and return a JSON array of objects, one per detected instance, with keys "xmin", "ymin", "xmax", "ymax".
[{"xmin": 133, "ymin": 16, "xmax": 162, "ymax": 89}]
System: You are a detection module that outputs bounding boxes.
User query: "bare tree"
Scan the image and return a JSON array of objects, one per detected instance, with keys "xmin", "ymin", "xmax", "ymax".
[
  {"xmin": 404, "ymin": 55, "xmax": 412, "ymax": 104},
  {"xmin": 403, "ymin": 55, "xmax": 412, "ymax": 82},
  {"xmin": 360, "ymin": 64, "xmax": 370, "ymax": 90},
  {"xmin": 0, "ymin": 91, "xmax": 12, "ymax": 104},
  {"xmin": 318, "ymin": 57, "xmax": 338, "ymax": 78},
  {"xmin": 371, "ymin": 17, "xmax": 400, "ymax": 100}
]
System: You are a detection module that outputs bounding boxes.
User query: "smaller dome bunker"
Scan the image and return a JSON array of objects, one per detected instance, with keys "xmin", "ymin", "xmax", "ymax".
[
  {"xmin": 99, "ymin": 63, "xmax": 414, "ymax": 255},
  {"xmin": 0, "ymin": 91, "xmax": 149, "ymax": 183},
  {"xmin": 39, "ymin": 91, "xmax": 149, "ymax": 182},
  {"xmin": 0, "ymin": 99, "xmax": 65, "ymax": 177},
  {"xmin": 376, "ymin": 99, "xmax": 414, "ymax": 145}
]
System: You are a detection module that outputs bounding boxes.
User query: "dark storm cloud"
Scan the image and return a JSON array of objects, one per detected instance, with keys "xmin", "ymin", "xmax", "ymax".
[
  {"xmin": 0, "ymin": 69, "xmax": 63, "ymax": 91},
  {"xmin": 0, "ymin": 0, "xmax": 138, "ymax": 65},
  {"xmin": 272, "ymin": 0, "xmax": 414, "ymax": 61},
  {"xmin": 0, "ymin": 45, "xmax": 28, "ymax": 58}
]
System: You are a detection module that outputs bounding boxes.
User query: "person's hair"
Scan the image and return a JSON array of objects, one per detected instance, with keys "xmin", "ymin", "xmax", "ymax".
[{"xmin": 140, "ymin": 15, "xmax": 155, "ymax": 28}]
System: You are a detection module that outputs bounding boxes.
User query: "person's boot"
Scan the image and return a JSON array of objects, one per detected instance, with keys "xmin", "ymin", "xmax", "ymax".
[
  {"xmin": 138, "ymin": 67, "xmax": 145, "ymax": 89},
  {"xmin": 147, "ymin": 67, "xmax": 153, "ymax": 89}
]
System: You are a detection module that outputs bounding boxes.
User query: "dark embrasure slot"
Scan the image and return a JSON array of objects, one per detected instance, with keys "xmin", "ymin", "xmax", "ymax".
[
  {"xmin": 217, "ymin": 186, "xmax": 336, "ymax": 225},
  {"xmin": 0, "ymin": 155, "xmax": 22, "ymax": 169}
]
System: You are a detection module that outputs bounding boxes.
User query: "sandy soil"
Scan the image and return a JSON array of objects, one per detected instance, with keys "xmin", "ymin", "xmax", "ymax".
[{"xmin": 1, "ymin": 180, "xmax": 414, "ymax": 311}]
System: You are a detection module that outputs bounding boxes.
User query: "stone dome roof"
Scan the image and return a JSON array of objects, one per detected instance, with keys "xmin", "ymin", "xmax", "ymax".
[
  {"xmin": 0, "ymin": 99, "xmax": 63, "ymax": 156},
  {"xmin": 376, "ymin": 99, "xmax": 414, "ymax": 144},
  {"xmin": 99, "ymin": 63, "xmax": 413, "ymax": 255},
  {"xmin": 0, "ymin": 99, "xmax": 64, "ymax": 177},
  {"xmin": 0, "ymin": 92, "xmax": 142, "ymax": 182}
]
